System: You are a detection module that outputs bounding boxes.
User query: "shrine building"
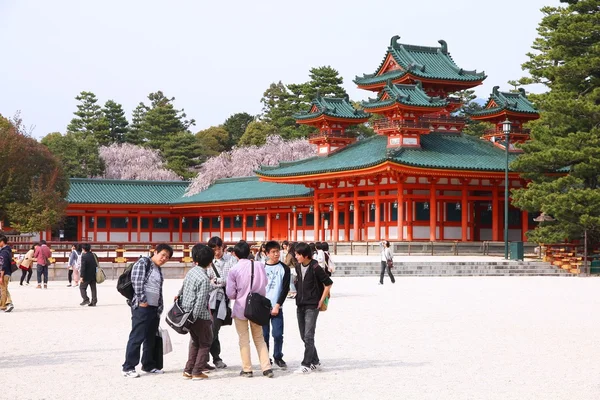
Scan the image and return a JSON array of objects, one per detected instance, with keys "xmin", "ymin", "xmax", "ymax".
[{"xmin": 58, "ymin": 36, "xmax": 540, "ymax": 244}]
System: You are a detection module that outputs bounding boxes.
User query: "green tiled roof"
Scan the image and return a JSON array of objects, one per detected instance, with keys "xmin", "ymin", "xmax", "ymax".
[
  {"xmin": 174, "ymin": 176, "xmax": 312, "ymax": 204},
  {"xmin": 295, "ymin": 95, "xmax": 370, "ymax": 121},
  {"xmin": 67, "ymin": 178, "xmax": 188, "ymax": 204},
  {"xmin": 470, "ymin": 87, "xmax": 539, "ymax": 117},
  {"xmin": 257, "ymin": 133, "xmax": 519, "ymax": 177},
  {"xmin": 354, "ymin": 36, "xmax": 486, "ymax": 86},
  {"xmin": 361, "ymin": 81, "xmax": 447, "ymax": 110}
]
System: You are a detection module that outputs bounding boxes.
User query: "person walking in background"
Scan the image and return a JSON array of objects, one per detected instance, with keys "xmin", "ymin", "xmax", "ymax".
[
  {"xmin": 293, "ymin": 242, "xmax": 333, "ymax": 374},
  {"xmin": 321, "ymin": 242, "xmax": 335, "ymax": 277},
  {"xmin": 226, "ymin": 240, "xmax": 274, "ymax": 378},
  {"xmin": 379, "ymin": 240, "xmax": 396, "ymax": 285},
  {"xmin": 122, "ymin": 244, "xmax": 173, "ymax": 378},
  {"xmin": 255, "ymin": 243, "xmax": 267, "ymax": 263},
  {"xmin": 0, "ymin": 235, "xmax": 14, "ymax": 313},
  {"xmin": 262, "ymin": 241, "xmax": 290, "ymax": 370},
  {"xmin": 181, "ymin": 244, "xmax": 214, "ymax": 381},
  {"xmin": 18, "ymin": 245, "xmax": 35, "ymax": 286},
  {"xmin": 206, "ymin": 236, "xmax": 231, "ymax": 370},
  {"xmin": 67, "ymin": 244, "xmax": 80, "ymax": 287},
  {"xmin": 79, "ymin": 243, "xmax": 98, "ymax": 307},
  {"xmin": 284, "ymin": 242, "xmax": 298, "ymax": 299},
  {"xmin": 33, "ymin": 240, "xmax": 52, "ymax": 289}
]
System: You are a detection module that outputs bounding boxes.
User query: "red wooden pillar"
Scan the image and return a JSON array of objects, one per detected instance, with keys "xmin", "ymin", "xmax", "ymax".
[
  {"xmin": 406, "ymin": 196, "xmax": 413, "ymax": 241},
  {"xmin": 353, "ymin": 189, "xmax": 359, "ymax": 241},
  {"xmin": 397, "ymin": 181, "xmax": 404, "ymax": 241},
  {"xmin": 242, "ymin": 214, "xmax": 247, "ymax": 240},
  {"xmin": 198, "ymin": 216, "xmax": 203, "ymax": 242},
  {"xmin": 492, "ymin": 185, "xmax": 500, "ymax": 241},
  {"xmin": 137, "ymin": 215, "xmax": 141, "ymax": 243},
  {"xmin": 78, "ymin": 217, "xmax": 83, "ymax": 242},
  {"xmin": 219, "ymin": 215, "xmax": 225, "ymax": 240},
  {"xmin": 461, "ymin": 185, "xmax": 468, "ymax": 241},
  {"xmin": 169, "ymin": 218, "xmax": 173, "ymax": 243},
  {"xmin": 267, "ymin": 213, "xmax": 272, "ymax": 240},
  {"xmin": 375, "ymin": 193, "xmax": 381, "ymax": 241},
  {"xmin": 521, "ymin": 210, "xmax": 529, "ymax": 242},
  {"xmin": 429, "ymin": 183, "xmax": 437, "ymax": 241},
  {"xmin": 93, "ymin": 217, "xmax": 98, "ymax": 242},
  {"xmin": 179, "ymin": 216, "xmax": 183, "ymax": 242},
  {"xmin": 333, "ymin": 194, "xmax": 339, "ymax": 242},
  {"xmin": 313, "ymin": 198, "xmax": 320, "ymax": 242},
  {"xmin": 292, "ymin": 211, "xmax": 297, "ymax": 241},
  {"xmin": 344, "ymin": 201, "xmax": 350, "ymax": 241}
]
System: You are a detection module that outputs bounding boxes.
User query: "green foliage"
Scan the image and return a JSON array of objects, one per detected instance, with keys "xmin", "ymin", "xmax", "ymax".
[
  {"xmin": 140, "ymin": 91, "xmax": 195, "ymax": 150},
  {"xmin": 125, "ymin": 102, "xmax": 149, "ymax": 145},
  {"xmin": 102, "ymin": 100, "xmax": 129, "ymax": 144},
  {"xmin": 223, "ymin": 112, "xmax": 254, "ymax": 148},
  {"xmin": 196, "ymin": 126, "xmax": 230, "ymax": 159},
  {"xmin": 41, "ymin": 132, "xmax": 104, "ymax": 178},
  {"xmin": 238, "ymin": 121, "xmax": 278, "ymax": 146},
  {"xmin": 67, "ymin": 91, "xmax": 110, "ymax": 145},
  {"xmin": 160, "ymin": 131, "xmax": 203, "ymax": 179},
  {"xmin": 510, "ymin": 0, "xmax": 600, "ymax": 244},
  {"xmin": 0, "ymin": 116, "xmax": 69, "ymax": 232}
]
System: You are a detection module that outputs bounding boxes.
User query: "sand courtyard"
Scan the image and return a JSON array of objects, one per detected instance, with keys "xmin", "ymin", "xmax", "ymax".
[{"xmin": 2, "ymin": 275, "xmax": 599, "ymax": 400}]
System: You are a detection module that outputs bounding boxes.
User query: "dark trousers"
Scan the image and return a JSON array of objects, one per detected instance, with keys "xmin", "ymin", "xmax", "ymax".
[
  {"xmin": 123, "ymin": 306, "xmax": 160, "ymax": 372},
  {"xmin": 263, "ymin": 309, "xmax": 284, "ymax": 360},
  {"xmin": 68, "ymin": 269, "xmax": 73, "ymax": 284},
  {"xmin": 185, "ymin": 319, "xmax": 213, "ymax": 376},
  {"xmin": 297, "ymin": 306, "xmax": 319, "ymax": 367},
  {"xmin": 20, "ymin": 268, "xmax": 32, "ymax": 285},
  {"xmin": 380, "ymin": 261, "xmax": 395, "ymax": 284},
  {"xmin": 210, "ymin": 301, "xmax": 224, "ymax": 362},
  {"xmin": 80, "ymin": 280, "xmax": 97, "ymax": 304},
  {"xmin": 36, "ymin": 264, "xmax": 48, "ymax": 284}
]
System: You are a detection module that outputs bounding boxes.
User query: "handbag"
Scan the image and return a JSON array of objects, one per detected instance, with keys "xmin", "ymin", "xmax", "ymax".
[
  {"xmin": 165, "ymin": 296, "xmax": 195, "ymax": 335},
  {"xmin": 159, "ymin": 327, "xmax": 173, "ymax": 355},
  {"xmin": 153, "ymin": 332, "xmax": 164, "ymax": 370},
  {"xmin": 319, "ymin": 296, "xmax": 329, "ymax": 312},
  {"xmin": 243, "ymin": 261, "xmax": 272, "ymax": 326},
  {"xmin": 93, "ymin": 253, "xmax": 106, "ymax": 284},
  {"xmin": 386, "ymin": 259, "xmax": 394, "ymax": 269},
  {"xmin": 211, "ymin": 264, "xmax": 232, "ymax": 326}
]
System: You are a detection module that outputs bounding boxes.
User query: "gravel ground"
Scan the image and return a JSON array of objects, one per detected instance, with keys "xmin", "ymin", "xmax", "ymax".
[{"xmin": 2, "ymin": 276, "xmax": 600, "ymax": 400}]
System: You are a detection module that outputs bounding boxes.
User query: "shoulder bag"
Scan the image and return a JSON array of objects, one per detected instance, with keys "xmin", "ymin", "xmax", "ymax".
[
  {"xmin": 165, "ymin": 295, "xmax": 195, "ymax": 335},
  {"xmin": 211, "ymin": 264, "xmax": 232, "ymax": 326},
  {"xmin": 243, "ymin": 261, "xmax": 272, "ymax": 326}
]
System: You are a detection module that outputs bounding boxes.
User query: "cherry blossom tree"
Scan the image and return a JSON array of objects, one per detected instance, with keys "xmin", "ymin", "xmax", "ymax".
[
  {"xmin": 98, "ymin": 143, "xmax": 181, "ymax": 181},
  {"xmin": 186, "ymin": 135, "xmax": 315, "ymax": 195}
]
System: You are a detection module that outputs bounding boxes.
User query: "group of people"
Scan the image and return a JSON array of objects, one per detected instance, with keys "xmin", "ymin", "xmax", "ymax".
[{"xmin": 121, "ymin": 237, "xmax": 334, "ymax": 380}]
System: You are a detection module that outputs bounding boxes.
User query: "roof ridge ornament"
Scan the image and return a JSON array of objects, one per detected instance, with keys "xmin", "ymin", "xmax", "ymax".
[
  {"xmin": 390, "ymin": 35, "xmax": 400, "ymax": 48},
  {"xmin": 492, "ymin": 86, "xmax": 500, "ymax": 96},
  {"xmin": 518, "ymin": 88, "xmax": 527, "ymax": 98},
  {"xmin": 438, "ymin": 40, "xmax": 448, "ymax": 54}
]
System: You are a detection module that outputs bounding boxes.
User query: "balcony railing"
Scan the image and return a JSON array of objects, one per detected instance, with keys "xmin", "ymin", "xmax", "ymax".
[
  {"xmin": 373, "ymin": 120, "xmax": 431, "ymax": 131},
  {"xmin": 309, "ymin": 130, "xmax": 354, "ymax": 139},
  {"xmin": 484, "ymin": 128, "xmax": 531, "ymax": 136},
  {"xmin": 419, "ymin": 116, "xmax": 466, "ymax": 124}
]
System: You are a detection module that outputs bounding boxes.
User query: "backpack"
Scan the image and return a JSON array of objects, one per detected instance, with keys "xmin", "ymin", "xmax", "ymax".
[
  {"xmin": 116, "ymin": 257, "xmax": 150, "ymax": 300},
  {"xmin": 10, "ymin": 259, "xmax": 17, "ymax": 274}
]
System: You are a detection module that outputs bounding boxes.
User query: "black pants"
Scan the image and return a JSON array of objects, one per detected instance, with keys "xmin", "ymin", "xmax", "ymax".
[
  {"xmin": 210, "ymin": 300, "xmax": 224, "ymax": 362},
  {"xmin": 20, "ymin": 268, "xmax": 32, "ymax": 285},
  {"xmin": 380, "ymin": 261, "xmax": 395, "ymax": 284},
  {"xmin": 123, "ymin": 306, "xmax": 160, "ymax": 372},
  {"xmin": 68, "ymin": 269, "xmax": 73, "ymax": 284},
  {"xmin": 36, "ymin": 264, "xmax": 48, "ymax": 284},
  {"xmin": 297, "ymin": 306, "xmax": 320, "ymax": 367},
  {"xmin": 80, "ymin": 280, "xmax": 97, "ymax": 304}
]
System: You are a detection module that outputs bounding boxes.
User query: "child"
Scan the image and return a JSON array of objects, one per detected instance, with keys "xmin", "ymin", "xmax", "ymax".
[{"xmin": 262, "ymin": 240, "xmax": 291, "ymax": 369}]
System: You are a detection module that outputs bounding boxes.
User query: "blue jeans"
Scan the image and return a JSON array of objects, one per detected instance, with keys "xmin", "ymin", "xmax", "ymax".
[
  {"xmin": 297, "ymin": 306, "xmax": 319, "ymax": 367},
  {"xmin": 262, "ymin": 309, "xmax": 284, "ymax": 360},
  {"xmin": 36, "ymin": 264, "xmax": 48, "ymax": 284},
  {"xmin": 122, "ymin": 306, "xmax": 160, "ymax": 372}
]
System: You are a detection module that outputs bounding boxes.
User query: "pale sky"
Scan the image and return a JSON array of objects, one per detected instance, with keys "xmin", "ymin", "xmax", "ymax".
[{"xmin": 0, "ymin": 0, "xmax": 558, "ymax": 139}]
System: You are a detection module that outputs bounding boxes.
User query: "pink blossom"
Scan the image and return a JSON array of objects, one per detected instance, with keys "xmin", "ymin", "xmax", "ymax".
[{"xmin": 98, "ymin": 143, "xmax": 181, "ymax": 181}]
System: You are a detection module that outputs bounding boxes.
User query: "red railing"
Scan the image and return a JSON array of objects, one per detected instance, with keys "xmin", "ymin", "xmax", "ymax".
[
  {"xmin": 373, "ymin": 120, "xmax": 431, "ymax": 131},
  {"xmin": 420, "ymin": 116, "xmax": 466, "ymax": 124},
  {"xmin": 309, "ymin": 130, "xmax": 354, "ymax": 140}
]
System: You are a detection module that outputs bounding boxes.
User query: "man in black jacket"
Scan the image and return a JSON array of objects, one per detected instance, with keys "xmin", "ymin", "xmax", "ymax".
[
  {"xmin": 293, "ymin": 242, "xmax": 332, "ymax": 374},
  {"xmin": 0, "ymin": 235, "xmax": 14, "ymax": 312},
  {"xmin": 79, "ymin": 243, "xmax": 97, "ymax": 306}
]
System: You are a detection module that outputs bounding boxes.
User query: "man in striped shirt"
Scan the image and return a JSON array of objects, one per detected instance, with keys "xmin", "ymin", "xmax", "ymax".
[{"xmin": 181, "ymin": 244, "xmax": 214, "ymax": 381}]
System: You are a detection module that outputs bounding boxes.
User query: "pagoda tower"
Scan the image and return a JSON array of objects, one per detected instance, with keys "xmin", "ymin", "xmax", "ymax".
[
  {"xmin": 294, "ymin": 94, "xmax": 370, "ymax": 155},
  {"xmin": 469, "ymin": 86, "xmax": 540, "ymax": 151},
  {"xmin": 355, "ymin": 36, "xmax": 487, "ymax": 144}
]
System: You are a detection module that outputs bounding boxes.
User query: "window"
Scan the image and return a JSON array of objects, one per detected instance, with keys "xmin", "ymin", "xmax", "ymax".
[
  {"xmin": 508, "ymin": 208, "xmax": 521, "ymax": 226},
  {"xmin": 132, "ymin": 218, "xmax": 149, "ymax": 229},
  {"xmin": 446, "ymin": 203, "xmax": 462, "ymax": 222},
  {"xmin": 246, "ymin": 218, "xmax": 254, "ymax": 228},
  {"xmin": 88, "ymin": 217, "xmax": 94, "ymax": 229},
  {"xmin": 223, "ymin": 217, "xmax": 231, "ymax": 228},
  {"xmin": 369, "ymin": 207, "xmax": 385, "ymax": 222},
  {"xmin": 391, "ymin": 206, "xmax": 398, "ymax": 222},
  {"xmin": 153, "ymin": 218, "xmax": 169, "ymax": 229},
  {"xmin": 339, "ymin": 212, "xmax": 345, "ymax": 225},
  {"xmin": 297, "ymin": 215, "xmax": 303, "ymax": 227},
  {"xmin": 233, "ymin": 217, "xmax": 242, "ymax": 228},
  {"xmin": 96, "ymin": 217, "xmax": 107, "ymax": 229},
  {"xmin": 415, "ymin": 202, "xmax": 430, "ymax": 221},
  {"xmin": 306, "ymin": 213, "xmax": 314, "ymax": 227},
  {"xmin": 191, "ymin": 218, "xmax": 200, "ymax": 229},
  {"xmin": 211, "ymin": 217, "xmax": 220, "ymax": 229},
  {"xmin": 173, "ymin": 218, "xmax": 179, "ymax": 229},
  {"xmin": 110, "ymin": 217, "xmax": 128, "ymax": 229},
  {"xmin": 256, "ymin": 216, "xmax": 265, "ymax": 228},
  {"xmin": 202, "ymin": 218, "xmax": 210, "ymax": 229}
]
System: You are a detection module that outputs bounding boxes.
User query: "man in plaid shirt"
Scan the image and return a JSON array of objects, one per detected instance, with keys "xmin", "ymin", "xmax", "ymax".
[
  {"xmin": 181, "ymin": 244, "xmax": 214, "ymax": 380},
  {"xmin": 122, "ymin": 243, "xmax": 173, "ymax": 378}
]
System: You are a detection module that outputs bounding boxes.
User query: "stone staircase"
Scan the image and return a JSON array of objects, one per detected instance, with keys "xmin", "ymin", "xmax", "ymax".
[{"xmin": 334, "ymin": 260, "xmax": 574, "ymax": 277}]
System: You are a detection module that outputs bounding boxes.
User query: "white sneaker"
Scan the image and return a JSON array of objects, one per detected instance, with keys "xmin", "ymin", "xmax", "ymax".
[
  {"xmin": 310, "ymin": 363, "xmax": 322, "ymax": 371},
  {"xmin": 295, "ymin": 365, "xmax": 311, "ymax": 374},
  {"xmin": 144, "ymin": 368, "xmax": 164, "ymax": 374},
  {"xmin": 122, "ymin": 370, "xmax": 140, "ymax": 378},
  {"xmin": 5, "ymin": 304, "xmax": 14, "ymax": 313}
]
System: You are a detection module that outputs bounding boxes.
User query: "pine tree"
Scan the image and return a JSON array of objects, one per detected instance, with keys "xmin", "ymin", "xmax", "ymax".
[
  {"xmin": 66, "ymin": 91, "xmax": 110, "ymax": 144},
  {"xmin": 223, "ymin": 112, "xmax": 254, "ymax": 148},
  {"xmin": 140, "ymin": 91, "xmax": 195, "ymax": 149},
  {"xmin": 102, "ymin": 100, "xmax": 129, "ymax": 144},
  {"xmin": 510, "ymin": 0, "xmax": 600, "ymax": 244},
  {"xmin": 125, "ymin": 102, "xmax": 149, "ymax": 145}
]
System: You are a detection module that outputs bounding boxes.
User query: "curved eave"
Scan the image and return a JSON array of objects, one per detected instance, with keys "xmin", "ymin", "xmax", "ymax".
[
  {"xmin": 361, "ymin": 102, "xmax": 447, "ymax": 113},
  {"xmin": 171, "ymin": 193, "xmax": 313, "ymax": 208},
  {"xmin": 257, "ymin": 160, "xmax": 523, "ymax": 184},
  {"xmin": 356, "ymin": 72, "xmax": 485, "ymax": 91},
  {"xmin": 470, "ymin": 108, "xmax": 540, "ymax": 120},
  {"xmin": 67, "ymin": 203, "xmax": 173, "ymax": 208},
  {"xmin": 296, "ymin": 114, "xmax": 370, "ymax": 125}
]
